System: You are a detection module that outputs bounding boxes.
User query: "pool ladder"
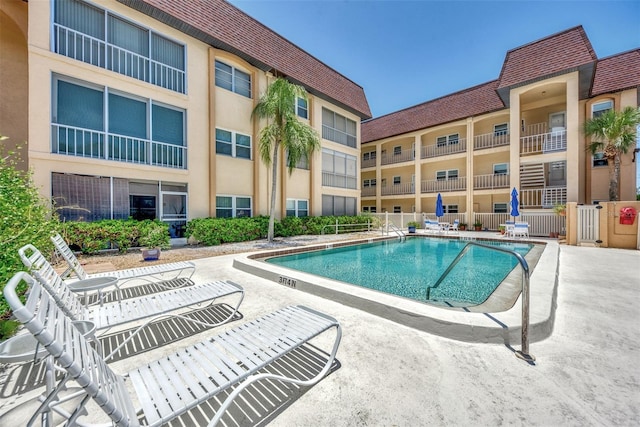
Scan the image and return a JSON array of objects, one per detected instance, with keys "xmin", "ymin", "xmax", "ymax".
[
  {"xmin": 385, "ymin": 222, "xmax": 406, "ymax": 242},
  {"xmin": 426, "ymin": 241, "xmax": 534, "ymax": 363}
]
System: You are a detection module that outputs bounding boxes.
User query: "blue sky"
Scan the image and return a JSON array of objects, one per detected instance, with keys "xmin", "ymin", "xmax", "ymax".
[{"xmin": 229, "ymin": 0, "xmax": 640, "ymax": 118}]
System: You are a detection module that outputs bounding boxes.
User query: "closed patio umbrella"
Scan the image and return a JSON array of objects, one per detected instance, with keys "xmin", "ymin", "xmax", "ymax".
[
  {"xmin": 510, "ymin": 187, "xmax": 520, "ymax": 221},
  {"xmin": 436, "ymin": 193, "xmax": 444, "ymax": 219}
]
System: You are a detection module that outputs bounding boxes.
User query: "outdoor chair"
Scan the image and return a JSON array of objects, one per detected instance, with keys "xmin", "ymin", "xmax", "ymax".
[
  {"xmin": 4, "ymin": 271, "xmax": 341, "ymax": 427},
  {"xmin": 51, "ymin": 233, "xmax": 196, "ymax": 289},
  {"xmin": 18, "ymin": 244, "xmax": 244, "ymax": 361},
  {"xmin": 512, "ymin": 222, "xmax": 529, "ymax": 239},
  {"xmin": 504, "ymin": 221, "xmax": 515, "ymax": 238},
  {"xmin": 447, "ymin": 219, "xmax": 460, "ymax": 234},
  {"xmin": 424, "ymin": 219, "xmax": 441, "ymax": 234}
]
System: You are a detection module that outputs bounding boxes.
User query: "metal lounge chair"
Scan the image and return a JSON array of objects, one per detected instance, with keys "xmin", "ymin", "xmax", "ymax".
[
  {"xmin": 4, "ymin": 271, "xmax": 341, "ymax": 427},
  {"xmin": 51, "ymin": 233, "xmax": 196, "ymax": 289},
  {"xmin": 18, "ymin": 244, "xmax": 244, "ymax": 361}
]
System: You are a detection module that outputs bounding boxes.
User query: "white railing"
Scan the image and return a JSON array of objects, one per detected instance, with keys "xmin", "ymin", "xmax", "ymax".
[
  {"xmin": 381, "ymin": 149, "xmax": 415, "ymax": 165},
  {"xmin": 520, "ymin": 130, "xmax": 567, "ymax": 155},
  {"xmin": 321, "ymin": 172, "xmax": 357, "ymax": 189},
  {"xmin": 474, "ymin": 132, "xmax": 510, "ymax": 150},
  {"xmin": 421, "ymin": 139, "xmax": 467, "ymax": 158},
  {"xmin": 321, "ymin": 126, "xmax": 357, "ymax": 148},
  {"xmin": 381, "ymin": 182, "xmax": 415, "ymax": 196},
  {"xmin": 52, "ymin": 124, "xmax": 187, "ymax": 169},
  {"xmin": 54, "ymin": 24, "xmax": 185, "ymax": 94},
  {"xmin": 473, "ymin": 173, "xmax": 510, "ymax": 189},
  {"xmin": 473, "ymin": 212, "xmax": 565, "ymax": 236},
  {"xmin": 361, "ymin": 187, "xmax": 376, "ymax": 197},
  {"xmin": 362, "ymin": 158, "xmax": 376, "ymax": 168},
  {"xmin": 520, "ymin": 186, "xmax": 566, "ymax": 208},
  {"xmin": 421, "ymin": 177, "xmax": 466, "ymax": 193}
]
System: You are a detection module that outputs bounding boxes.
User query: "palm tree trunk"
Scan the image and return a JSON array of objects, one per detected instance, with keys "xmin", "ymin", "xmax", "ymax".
[
  {"xmin": 610, "ymin": 154, "xmax": 621, "ymax": 201},
  {"xmin": 268, "ymin": 141, "xmax": 280, "ymax": 242}
]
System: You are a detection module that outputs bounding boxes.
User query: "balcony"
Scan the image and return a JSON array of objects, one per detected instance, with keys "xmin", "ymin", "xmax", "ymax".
[
  {"xmin": 421, "ymin": 138, "xmax": 467, "ymax": 159},
  {"xmin": 361, "ymin": 187, "xmax": 377, "ymax": 197},
  {"xmin": 520, "ymin": 124, "xmax": 567, "ymax": 155},
  {"xmin": 322, "ymin": 172, "xmax": 357, "ymax": 189},
  {"xmin": 473, "ymin": 173, "xmax": 510, "ymax": 190},
  {"xmin": 52, "ymin": 124, "xmax": 187, "ymax": 169},
  {"xmin": 421, "ymin": 177, "xmax": 467, "ymax": 193},
  {"xmin": 381, "ymin": 183, "xmax": 415, "ymax": 196},
  {"xmin": 474, "ymin": 132, "xmax": 510, "ymax": 150},
  {"xmin": 362, "ymin": 158, "xmax": 376, "ymax": 168},
  {"xmin": 54, "ymin": 24, "xmax": 186, "ymax": 94},
  {"xmin": 520, "ymin": 186, "xmax": 567, "ymax": 208},
  {"xmin": 381, "ymin": 149, "xmax": 415, "ymax": 166}
]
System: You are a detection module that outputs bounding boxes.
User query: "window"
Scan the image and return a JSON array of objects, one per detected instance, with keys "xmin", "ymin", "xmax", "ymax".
[
  {"xmin": 53, "ymin": 0, "xmax": 185, "ymax": 93},
  {"xmin": 215, "ymin": 60, "xmax": 251, "ymax": 98},
  {"xmin": 592, "ymin": 100, "xmax": 613, "ymax": 118},
  {"xmin": 494, "ymin": 203, "xmax": 508, "ymax": 213},
  {"xmin": 363, "ymin": 179, "xmax": 377, "ymax": 187},
  {"xmin": 393, "ymin": 176, "xmax": 401, "ymax": 185},
  {"xmin": 286, "ymin": 199, "xmax": 309, "ymax": 217},
  {"xmin": 393, "ymin": 146, "xmax": 402, "ymax": 155},
  {"xmin": 216, "ymin": 196, "xmax": 251, "ymax": 218},
  {"xmin": 363, "ymin": 151, "xmax": 376, "ymax": 161},
  {"xmin": 322, "ymin": 108, "xmax": 357, "ymax": 147},
  {"xmin": 593, "ymin": 152, "xmax": 607, "ymax": 167},
  {"xmin": 322, "ymin": 195, "xmax": 357, "ymax": 216},
  {"xmin": 393, "ymin": 206, "xmax": 402, "ymax": 213},
  {"xmin": 296, "ymin": 97, "xmax": 308, "ymax": 119},
  {"xmin": 444, "ymin": 205, "xmax": 459, "ymax": 214},
  {"xmin": 215, "ymin": 129, "xmax": 251, "ymax": 159},
  {"xmin": 52, "ymin": 172, "xmax": 129, "ymax": 221},
  {"xmin": 52, "ymin": 76, "xmax": 186, "ymax": 168},
  {"xmin": 436, "ymin": 169, "xmax": 458, "ymax": 180},
  {"xmin": 494, "ymin": 163, "xmax": 509, "ymax": 175},
  {"xmin": 322, "ymin": 148, "xmax": 357, "ymax": 189},
  {"xmin": 494, "ymin": 123, "xmax": 508, "ymax": 136},
  {"xmin": 437, "ymin": 134, "xmax": 459, "ymax": 147},
  {"xmin": 287, "ymin": 150, "xmax": 309, "ymax": 170}
]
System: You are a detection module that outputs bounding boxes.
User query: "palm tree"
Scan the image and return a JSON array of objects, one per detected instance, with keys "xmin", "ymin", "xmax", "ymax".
[
  {"xmin": 583, "ymin": 106, "xmax": 640, "ymax": 201},
  {"xmin": 252, "ymin": 78, "xmax": 320, "ymax": 242}
]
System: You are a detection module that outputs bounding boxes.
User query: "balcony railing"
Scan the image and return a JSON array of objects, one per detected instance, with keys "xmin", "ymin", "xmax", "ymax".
[
  {"xmin": 421, "ymin": 177, "xmax": 467, "ymax": 193},
  {"xmin": 381, "ymin": 183, "xmax": 415, "ymax": 196},
  {"xmin": 321, "ymin": 126, "xmax": 357, "ymax": 148},
  {"xmin": 421, "ymin": 139, "xmax": 467, "ymax": 159},
  {"xmin": 473, "ymin": 173, "xmax": 510, "ymax": 190},
  {"xmin": 322, "ymin": 172, "xmax": 357, "ymax": 189},
  {"xmin": 52, "ymin": 124, "xmax": 187, "ymax": 169},
  {"xmin": 361, "ymin": 187, "xmax": 376, "ymax": 197},
  {"xmin": 362, "ymin": 158, "xmax": 376, "ymax": 168},
  {"xmin": 54, "ymin": 24, "xmax": 186, "ymax": 94},
  {"xmin": 474, "ymin": 132, "xmax": 510, "ymax": 150},
  {"xmin": 381, "ymin": 150, "xmax": 415, "ymax": 165},
  {"xmin": 520, "ymin": 186, "xmax": 567, "ymax": 208},
  {"xmin": 520, "ymin": 129, "xmax": 567, "ymax": 155}
]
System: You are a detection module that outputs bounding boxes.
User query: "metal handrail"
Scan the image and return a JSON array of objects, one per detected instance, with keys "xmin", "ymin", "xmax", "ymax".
[
  {"xmin": 320, "ymin": 220, "xmax": 372, "ymax": 235},
  {"xmin": 386, "ymin": 222, "xmax": 406, "ymax": 242},
  {"xmin": 426, "ymin": 241, "xmax": 534, "ymax": 362}
]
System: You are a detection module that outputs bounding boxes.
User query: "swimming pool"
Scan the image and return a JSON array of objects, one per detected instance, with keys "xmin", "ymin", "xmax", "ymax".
[{"xmin": 266, "ymin": 238, "xmax": 533, "ymax": 307}]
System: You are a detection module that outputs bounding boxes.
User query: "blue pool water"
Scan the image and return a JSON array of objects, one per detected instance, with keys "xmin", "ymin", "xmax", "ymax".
[{"xmin": 266, "ymin": 238, "xmax": 533, "ymax": 306}]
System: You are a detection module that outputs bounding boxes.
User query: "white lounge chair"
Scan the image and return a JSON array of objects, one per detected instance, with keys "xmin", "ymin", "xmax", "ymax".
[
  {"xmin": 51, "ymin": 233, "xmax": 196, "ymax": 288},
  {"xmin": 424, "ymin": 219, "xmax": 441, "ymax": 234},
  {"xmin": 18, "ymin": 244, "xmax": 244, "ymax": 361},
  {"xmin": 4, "ymin": 271, "xmax": 341, "ymax": 427},
  {"xmin": 447, "ymin": 219, "xmax": 460, "ymax": 234},
  {"xmin": 504, "ymin": 220, "xmax": 515, "ymax": 238},
  {"xmin": 512, "ymin": 222, "xmax": 529, "ymax": 238}
]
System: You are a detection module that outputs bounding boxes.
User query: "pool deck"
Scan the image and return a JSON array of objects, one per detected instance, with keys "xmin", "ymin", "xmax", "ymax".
[{"xmin": 2, "ymin": 233, "xmax": 639, "ymax": 425}]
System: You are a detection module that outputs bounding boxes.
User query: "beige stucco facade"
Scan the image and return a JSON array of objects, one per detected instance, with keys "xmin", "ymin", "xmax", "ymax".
[{"xmin": 0, "ymin": 0, "xmax": 364, "ymax": 232}]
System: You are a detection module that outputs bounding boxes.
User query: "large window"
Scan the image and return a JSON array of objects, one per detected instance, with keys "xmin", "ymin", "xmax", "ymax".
[
  {"xmin": 322, "ymin": 148, "xmax": 357, "ymax": 189},
  {"xmin": 322, "ymin": 108, "xmax": 357, "ymax": 147},
  {"xmin": 215, "ymin": 129, "xmax": 251, "ymax": 159},
  {"xmin": 322, "ymin": 195, "xmax": 357, "ymax": 216},
  {"xmin": 286, "ymin": 199, "xmax": 309, "ymax": 217},
  {"xmin": 52, "ymin": 76, "xmax": 186, "ymax": 168},
  {"xmin": 53, "ymin": 0, "xmax": 186, "ymax": 93},
  {"xmin": 215, "ymin": 60, "xmax": 251, "ymax": 98},
  {"xmin": 592, "ymin": 100, "xmax": 613, "ymax": 118},
  {"xmin": 436, "ymin": 169, "xmax": 458, "ymax": 180},
  {"xmin": 296, "ymin": 97, "xmax": 308, "ymax": 119},
  {"xmin": 216, "ymin": 196, "xmax": 252, "ymax": 218},
  {"xmin": 436, "ymin": 134, "xmax": 459, "ymax": 147}
]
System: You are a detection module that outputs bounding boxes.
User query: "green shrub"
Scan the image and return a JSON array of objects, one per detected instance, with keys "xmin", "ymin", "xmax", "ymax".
[
  {"xmin": 187, "ymin": 217, "xmax": 268, "ymax": 246},
  {"xmin": 60, "ymin": 219, "xmax": 169, "ymax": 253},
  {"xmin": 0, "ymin": 138, "xmax": 60, "ymax": 328}
]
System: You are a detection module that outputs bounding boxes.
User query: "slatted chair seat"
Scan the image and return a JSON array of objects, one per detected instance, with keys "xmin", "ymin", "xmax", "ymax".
[
  {"xmin": 512, "ymin": 222, "xmax": 530, "ymax": 239},
  {"xmin": 4, "ymin": 272, "xmax": 341, "ymax": 427},
  {"xmin": 18, "ymin": 244, "xmax": 244, "ymax": 360},
  {"xmin": 51, "ymin": 233, "xmax": 196, "ymax": 288},
  {"xmin": 424, "ymin": 219, "xmax": 441, "ymax": 234}
]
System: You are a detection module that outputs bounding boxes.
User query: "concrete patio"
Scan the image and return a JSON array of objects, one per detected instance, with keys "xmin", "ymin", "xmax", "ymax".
[{"xmin": 1, "ymin": 237, "xmax": 639, "ymax": 426}]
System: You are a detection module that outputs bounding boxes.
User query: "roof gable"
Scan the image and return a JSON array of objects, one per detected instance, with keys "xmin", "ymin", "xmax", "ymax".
[
  {"xmin": 591, "ymin": 49, "xmax": 640, "ymax": 96},
  {"xmin": 117, "ymin": 0, "xmax": 371, "ymax": 119}
]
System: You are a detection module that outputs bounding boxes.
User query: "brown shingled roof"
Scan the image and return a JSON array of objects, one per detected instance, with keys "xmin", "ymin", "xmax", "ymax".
[
  {"xmin": 361, "ymin": 81, "xmax": 505, "ymax": 143},
  {"xmin": 117, "ymin": 0, "xmax": 371, "ymax": 119},
  {"xmin": 591, "ymin": 49, "xmax": 640, "ymax": 96},
  {"xmin": 497, "ymin": 26, "xmax": 597, "ymax": 90}
]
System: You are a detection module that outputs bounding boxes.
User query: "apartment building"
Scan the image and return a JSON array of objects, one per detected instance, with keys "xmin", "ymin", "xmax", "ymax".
[
  {"xmin": 0, "ymin": 0, "xmax": 371, "ymax": 236},
  {"xmin": 361, "ymin": 26, "xmax": 640, "ymax": 220}
]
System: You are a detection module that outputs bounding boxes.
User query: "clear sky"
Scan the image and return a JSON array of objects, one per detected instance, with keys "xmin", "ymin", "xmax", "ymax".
[{"xmin": 228, "ymin": 0, "xmax": 640, "ymax": 119}]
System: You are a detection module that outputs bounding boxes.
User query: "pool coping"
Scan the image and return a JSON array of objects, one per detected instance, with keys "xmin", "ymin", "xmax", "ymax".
[{"xmin": 233, "ymin": 235, "xmax": 559, "ymax": 345}]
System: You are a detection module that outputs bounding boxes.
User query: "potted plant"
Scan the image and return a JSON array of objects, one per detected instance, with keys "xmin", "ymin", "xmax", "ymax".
[
  {"xmin": 458, "ymin": 223, "xmax": 467, "ymax": 231},
  {"xmin": 498, "ymin": 225, "xmax": 506, "ymax": 235},
  {"xmin": 139, "ymin": 226, "xmax": 170, "ymax": 261},
  {"xmin": 407, "ymin": 221, "xmax": 420, "ymax": 233},
  {"xmin": 473, "ymin": 221, "xmax": 483, "ymax": 231},
  {"xmin": 553, "ymin": 204, "xmax": 566, "ymax": 216}
]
